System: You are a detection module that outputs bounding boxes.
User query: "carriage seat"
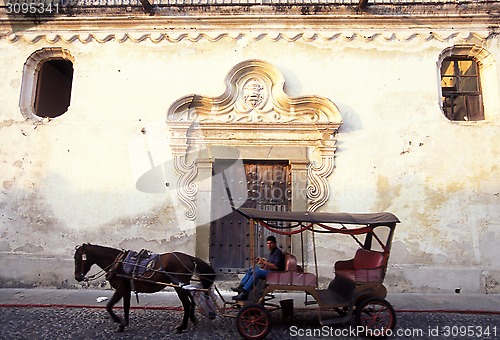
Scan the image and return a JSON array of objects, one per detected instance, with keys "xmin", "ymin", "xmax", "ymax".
[
  {"xmin": 266, "ymin": 252, "xmax": 317, "ymax": 287},
  {"xmin": 334, "ymin": 248, "xmax": 385, "ymax": 283}
]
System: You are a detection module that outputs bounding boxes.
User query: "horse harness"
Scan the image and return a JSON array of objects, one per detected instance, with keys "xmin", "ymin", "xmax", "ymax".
[
  {"xmin": 108, "ymin": 249, "xmax": 162, "ymax": 292},
  {"xmin": 78, "ymin": 246, "xmax": 198, "ymax": 298}
]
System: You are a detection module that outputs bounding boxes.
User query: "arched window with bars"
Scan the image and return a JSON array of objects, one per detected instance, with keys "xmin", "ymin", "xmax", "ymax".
[{"xmin": 439, "ymin": 45, "xmax": 495, "ymax": 122}]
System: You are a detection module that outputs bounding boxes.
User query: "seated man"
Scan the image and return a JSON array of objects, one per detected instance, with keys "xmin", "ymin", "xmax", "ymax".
[{"xmin": 232, "ymin": 235, "xmax": 285, "ymax": 300}]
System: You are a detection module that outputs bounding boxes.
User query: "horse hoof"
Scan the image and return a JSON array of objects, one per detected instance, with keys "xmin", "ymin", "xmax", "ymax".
[
  {"xmin": 117, "ymin": 322, "xmax": 126, "ymax": 332},
  {"xmin": 175, "ymin": 326, "xmax": 187, "ymax": 333}
]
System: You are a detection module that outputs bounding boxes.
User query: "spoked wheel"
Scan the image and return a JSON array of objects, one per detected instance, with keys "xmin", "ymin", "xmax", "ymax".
[
  {"xmin": 355, "ymin": 298, "xmax": 396, "ymax": 338},
  {"xmin": 236, "ymin": 303, "xmax": 271, "ymax": 340}
]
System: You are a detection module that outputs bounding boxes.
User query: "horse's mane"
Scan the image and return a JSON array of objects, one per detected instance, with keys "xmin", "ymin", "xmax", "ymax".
[{"xmin": 81, "ymin": 243, "xmax": 123, "ymax": 259}]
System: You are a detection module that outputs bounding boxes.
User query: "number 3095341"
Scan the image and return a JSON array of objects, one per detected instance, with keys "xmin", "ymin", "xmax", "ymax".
[{"xmin": 6, "ymin": 2, "xmax": 60, "ymax": 14}]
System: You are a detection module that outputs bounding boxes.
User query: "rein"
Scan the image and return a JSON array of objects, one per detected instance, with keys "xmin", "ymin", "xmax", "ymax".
[
  {"xmin": 79, "ymin": 249, "xmax": 123, "ymax": 282},
  {"xmin": 83, "ymin": 266, "xmax": 111, "ymax": 282},
  {"xmin": 172, "ymin": 252, "xmax": 197, "ymax": 276}
]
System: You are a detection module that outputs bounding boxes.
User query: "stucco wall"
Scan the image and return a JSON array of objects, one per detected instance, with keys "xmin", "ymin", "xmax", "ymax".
[{"xmin": 1, "ymin": 18, "xmax": 499, "ymax": 292}]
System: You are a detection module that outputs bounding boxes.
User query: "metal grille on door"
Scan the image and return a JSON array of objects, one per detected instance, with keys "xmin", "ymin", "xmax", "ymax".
[{"xmin": 210, "ymin": 160, "xmax": 291, "ymax": 273}]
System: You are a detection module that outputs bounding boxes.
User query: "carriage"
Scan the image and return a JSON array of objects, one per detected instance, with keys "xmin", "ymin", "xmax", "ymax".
[
  {"xmin": 215, "ymin": 207, "xmax": 401, "ymax": 339},
  {"xmin": 74, "ymin": 207, "xmax": 399, "ymax": 338}
]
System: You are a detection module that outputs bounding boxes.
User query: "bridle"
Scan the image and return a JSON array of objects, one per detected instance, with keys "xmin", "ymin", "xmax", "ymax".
[
  {"xmin": 80, "ymin": 251, "xmax": 88, "ymax": 280},
  {"xmin": 76, "ymin": 244, "xmax": 112, "ymax": 282},
  {"xmin": 75, "ymin": 245, "xmax": 90, "ymax": 282}
]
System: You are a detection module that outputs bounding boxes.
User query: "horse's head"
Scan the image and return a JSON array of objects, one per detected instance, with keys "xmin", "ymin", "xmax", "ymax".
[{"xmin": 74, "ymin": 243, "xmax": 93, "ymax": 282}]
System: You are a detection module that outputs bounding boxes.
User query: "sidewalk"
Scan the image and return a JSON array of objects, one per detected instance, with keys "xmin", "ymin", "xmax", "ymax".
[{"xmin": 0, "ymin": 288, "xmax": 499, "ymax": 314}]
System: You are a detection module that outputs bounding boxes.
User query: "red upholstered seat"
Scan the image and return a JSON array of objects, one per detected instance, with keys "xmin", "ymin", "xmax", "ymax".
[
  {"xmin": 266, "ymin": 252, "xmax": 317, "ymax": 287},
  {"xmin": 284, "ymin": 252, "xmax": 300, "ymax": 272},
  {"xmin": 334, "ymin": 248, "xmax": 386, "ymax": 283}
]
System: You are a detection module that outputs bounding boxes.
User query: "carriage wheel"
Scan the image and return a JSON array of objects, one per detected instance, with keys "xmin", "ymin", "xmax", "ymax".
[
  {"xmin": 236, "ymin": 303, "xmax": 271, "ymax": 340},
  {"xmin": 355, "ymin": 298, "xmax": 396, "ymax": 338}
]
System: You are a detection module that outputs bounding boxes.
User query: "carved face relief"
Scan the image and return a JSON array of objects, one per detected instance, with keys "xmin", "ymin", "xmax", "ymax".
[{"xmin": 242, "ymin": 79, "xmax": 265, "ymax": 109}]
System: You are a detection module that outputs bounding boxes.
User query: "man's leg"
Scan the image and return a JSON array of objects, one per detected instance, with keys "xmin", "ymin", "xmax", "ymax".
[
  {"xmin": 233, "ymin": 267, "xmax": 262, "ymax": 300},
  {"xmin": 254, "ymin": 267, "xmax": 270, "ymax": 280},
  {"xmin": 241, "ymin": 268, "xmax": 269, "ymax": 293},
  {"xmin": 232, "ymin": 267, "xmax": 253, "ymax": 293},
  {"xmin": 240, "ymin": 267, "xmax": 253, "ymax": 286},
  {"xmin": 242, "ymin": 272, "xmax": 255, "ymax": 292},
  {"xmin": 235, "ymin": 268, "xmax": 270, "ymax": 300}
]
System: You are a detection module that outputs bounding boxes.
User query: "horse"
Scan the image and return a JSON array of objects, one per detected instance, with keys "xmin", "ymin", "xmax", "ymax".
[{"xmin": 74, "ymin": 243, "xmax": 216, "ymax": 333}]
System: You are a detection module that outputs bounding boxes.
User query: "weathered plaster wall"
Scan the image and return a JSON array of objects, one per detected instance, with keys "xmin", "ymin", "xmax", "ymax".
[{"xmin": 0, "ymin": 22, "xmax": 499, "ymax": 292}]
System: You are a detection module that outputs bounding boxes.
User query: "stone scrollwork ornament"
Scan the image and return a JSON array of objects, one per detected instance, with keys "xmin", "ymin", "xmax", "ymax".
[
  {"xmin": 307, "ymin": 156, "xmax": 335, "ymax": 212},
  {"xmin": 173, "ymin": 154, "xmax": 198, "ymax": 221}
]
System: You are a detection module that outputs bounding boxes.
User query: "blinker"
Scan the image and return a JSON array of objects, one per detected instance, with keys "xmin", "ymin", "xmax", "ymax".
[{"xmin": 82, "ymin": 254, "xmax": 87, "ymax": 261}]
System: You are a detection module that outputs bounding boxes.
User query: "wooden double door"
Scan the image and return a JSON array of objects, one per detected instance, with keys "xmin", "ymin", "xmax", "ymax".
[{"xmin": 209, "ymin": 160, "xmax": 291, "ymax": 273}]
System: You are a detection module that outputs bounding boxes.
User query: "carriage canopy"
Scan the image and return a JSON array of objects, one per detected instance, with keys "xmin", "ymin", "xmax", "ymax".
[
  {"xmin": 238, "ymin": 208, "xmax": 400, "ymax": 226},
  {"xmin": 237, "ymin": 207, "xmax": 400, "ymax": 253}
]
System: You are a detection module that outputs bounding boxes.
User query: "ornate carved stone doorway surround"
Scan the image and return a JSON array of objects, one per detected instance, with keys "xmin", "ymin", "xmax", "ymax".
[{"xmin": 166, "ymin": 59, "xmax": 342, "ymax": 256}]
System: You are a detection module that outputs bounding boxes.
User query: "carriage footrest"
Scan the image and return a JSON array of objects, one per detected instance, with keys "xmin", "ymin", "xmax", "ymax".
[
  {"xmin": 315, "ymin": 289, "xmax": 351, "ymax": 309},
  {"xmin": 315, "ymin": 274, "xmax": 356, "ymax": 309},
  {"xmin": 319, "ymin": 313, "xmax": 352, "ymax": 326}
]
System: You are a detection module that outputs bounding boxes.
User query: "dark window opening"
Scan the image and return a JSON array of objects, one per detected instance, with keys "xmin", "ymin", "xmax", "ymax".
[
  {"xmin": 34, "ymin": 59, "xmax": 74, "ymax": 118},
  {"xmin": 441, "ymin": 57, "xmax": 484, "ymax": 121}
]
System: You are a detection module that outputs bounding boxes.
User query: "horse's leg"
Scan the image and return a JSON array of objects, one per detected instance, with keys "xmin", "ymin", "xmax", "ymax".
[
  {"xmin": 123, "ymin": 289, "xmax": 131, "ymax": 328},
  {"xmin": 188, "ymin": 293, "xmax": 197, "ymax": 324},
  {"xmin": 174, "ymin": 287, "xmax": 191, "ymax": 333},
  {"xmin": 106, "ymin": 287, "xmax": 127, "ymax": 332}
]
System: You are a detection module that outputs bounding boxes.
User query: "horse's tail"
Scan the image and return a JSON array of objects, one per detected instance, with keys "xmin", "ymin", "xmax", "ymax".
[{"xmin": 191, "ymin": 256, "xmax": 216, "ymax": 289}]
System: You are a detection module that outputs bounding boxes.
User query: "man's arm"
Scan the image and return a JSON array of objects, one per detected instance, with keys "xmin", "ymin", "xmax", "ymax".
[{"xmin": 259, "ymin": 258, "xmax": 279, "ymax": 270}]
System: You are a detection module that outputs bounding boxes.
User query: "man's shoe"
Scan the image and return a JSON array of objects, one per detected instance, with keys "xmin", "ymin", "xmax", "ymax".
[
  {"xmin": 232, "ymin": 290, "xmax": 248, "ymax": 300},
  {"xmin": 231, "ymin": 286, "xmax": 243, "ymax": 293}
]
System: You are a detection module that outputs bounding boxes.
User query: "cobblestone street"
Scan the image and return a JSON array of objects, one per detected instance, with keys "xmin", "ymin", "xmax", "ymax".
[{"xmin": 1, "ymin": 306, "xmax": 499, "ymax": 340}]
